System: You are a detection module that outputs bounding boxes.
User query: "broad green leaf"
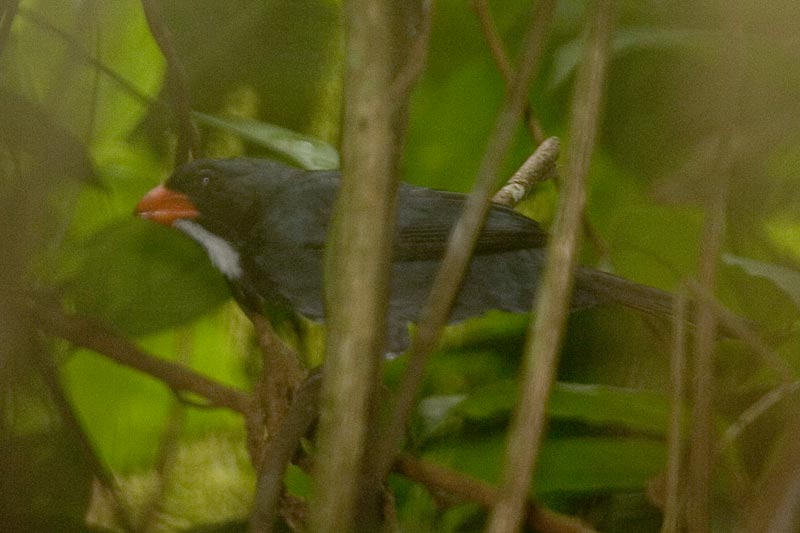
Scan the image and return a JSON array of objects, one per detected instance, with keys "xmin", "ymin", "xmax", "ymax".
[
  {"xmin": 723, "ymin": 254, "xmax": 800, "ymax": 309},
  {"xmin": 61, "ymin": 219, "xmax": 229, "ymax": 335},
  {"xmin": 193, "ymin": 112, "xmax": 339, "ymax": 171},
  {"xmin": 549, "ymin": 27, "xmax": 720, "ymax": 90},
  {"xmin": 457, "ymin": 380, "xmax": 669, "ymax": 435},
  {"xmin": 424, "ymin": 434, "xmax": 665, "ymax": 495},
  {"xmin": 537, "ymin": 436, "xmax": 665, "ymax": 493}
]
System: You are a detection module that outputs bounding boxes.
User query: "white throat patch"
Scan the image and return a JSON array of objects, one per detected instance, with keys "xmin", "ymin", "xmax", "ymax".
[{"xmin": 173, "ymin": 219, "xmax": 243, "ymax": 280}]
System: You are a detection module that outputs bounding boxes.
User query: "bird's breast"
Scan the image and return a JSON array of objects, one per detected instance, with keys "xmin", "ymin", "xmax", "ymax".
[{"xmin": 173, "ymin": 219, "xmax": 243, "ymax": 280}]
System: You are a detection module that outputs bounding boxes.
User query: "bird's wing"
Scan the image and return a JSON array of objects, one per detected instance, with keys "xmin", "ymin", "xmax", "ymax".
[
  {"xmin": 393, "ymin": 186, "xmax": 548, "ymax": 261},
  {"xmin": 260, "ymin": 174, "xmax": 548, "ymax": 260}
]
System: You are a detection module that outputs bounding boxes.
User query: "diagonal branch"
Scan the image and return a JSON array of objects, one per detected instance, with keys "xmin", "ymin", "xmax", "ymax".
[
  {"xmin": 140, "ymin": 0, "xmax": 200, "ymax": 165},
  {"xmin": 33, "ymin": 302, "xmax": 251, "ymax": 414},
  {"xmin": 470, "ymin": 0, "xmax": 546, "ymax": 144},
  {"xmin": 486, "ymin": 1, "xmax": 614, "ymax": 531},
  {"xmin": 367, "ymin": 0, "xmax": 557, "ymax": 490}
]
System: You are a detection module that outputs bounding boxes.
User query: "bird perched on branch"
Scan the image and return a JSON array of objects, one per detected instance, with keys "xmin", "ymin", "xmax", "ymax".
[{"xmin": 135, "ymin": 157, "xmax": 674, "ymax": 354}]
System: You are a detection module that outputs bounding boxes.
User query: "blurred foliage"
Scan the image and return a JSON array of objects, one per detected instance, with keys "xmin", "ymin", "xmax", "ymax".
[{"xmin": 1, "ymin": 0, "xmax": 799, "ymax": 531}]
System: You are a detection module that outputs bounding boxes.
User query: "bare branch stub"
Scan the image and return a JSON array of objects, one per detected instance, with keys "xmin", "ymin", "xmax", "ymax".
[{"xmin": 492, "ymin": 136, "xmax": 560, "ymax": 208}]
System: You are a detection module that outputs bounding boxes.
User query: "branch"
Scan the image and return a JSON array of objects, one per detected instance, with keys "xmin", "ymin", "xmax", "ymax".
[
  {"xmin": 386, "ymin": 0, "xmax": 434, "ymax": 106},
  {"xmin": 33, "ymin": 302, "xmax": 251, "ymax": 414},
  {"xmin": 368, "ymin": 0, "xmax": 556, "ymax": 489},
  {"xmin": 486, "ymin": 2, "xmax": 614, "ymax": 530},
  {"xmin": 249, "ymin": 314, "xmax": 307, "ymax": 436},
  {"xmin": 470, "ymin": 0, "xmax": 546, "ymax": 144},
  {"xmin": 0, "ymin": 0, "xmax": 20, "ymax": 56},
  {"xmin": 661, "ymin": 286, "xmax": 689, "ymax": 533},
  {"xmin": 249, "ymin": 373, "xmax": 321, "ymax": 533},
  {"xmin": 140, "ymin": 0, "xmax": 200, "ymax": 165},
  {"xmin": 17, "ymin": 8, "xmax": 158, "ymax": 110},
  {"xmin": 310, "ymin": 1, "xmax": 416, "ymax": 530},
  {"xmin": 31, "ymin": 338, "xmax": 136, "ymax": 532},
  {"xmin": 395, "ymin": 454, "xmax": 596, "ymax": 533},
  {"xmin": 687, "ymin": 281, "xmax": 792, "ymax": 380},
  {"xmin": 492, "ymin": 136, "xmax": 560, "ymax": 208}
]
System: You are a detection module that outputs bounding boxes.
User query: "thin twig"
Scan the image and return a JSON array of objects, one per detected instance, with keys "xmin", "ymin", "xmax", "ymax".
[
  {"xmin": 661, "ymin": 286, "xmax": 689, "ymax": 533},
  {"xmin": 138, "ymin": 329, "xmax": 193, "ymax": 533},
  {"xmin": 492, "ymin": 136, "xmax": 559, "ymax": 207},
  {"xmin": 719, "ymin": 380, "xmax": 800, "ymax": 451},
  {"xmin": 368, "ymin": 0, "xmax": 556, "ymax": 489},
  {"xmin": 250, "ymin": 314, "xmax": 307, "ymax": 436},
  {"xmin": 470, "ymin": 0, "xmax": 545, "ymax": 144},
  {"xmin": 687, "ymin": 281, "xmax": 792, "ymax": 381},
  {"xmin": 469, "ymin": 1, "xmax": 611, "ymax": 261},
  {"xmin": 0, "ymin": 0, "xmax": 20, "ymax": 56},
  {"xmin": 395, "ymin": 454, "xmax": 595, "ymax": 533},
  {"xmin": 386, "ymin": 0, "xmax": 434, "ymax": 105},
  {"xmin": 140, "ymin": 0, "xmax": 200, "ymax": 165},
  {"xmin": 33, "ymin": 302, "xmax": 251, "ymax": 414},
  {"xmin": 17, "ymin": 7, "xmax": 158, "ymax": 110},
  {"xmin": 30, "ymin": 338, "xmax": 136, "ymax": 532},
  {"xmin": 249, "ymin": 373, "xmax": 321, "ymax": 533},
  {"xmin": 740, "ymin": 412, "xmax": 800, "ymax": 532},
  {"xmin": 687, "ymin": 204, "xmax": 724, "ymax": 531},
  {"xmin": 486, "ymin": 2, "xmax": 614, "ymax": 531}
]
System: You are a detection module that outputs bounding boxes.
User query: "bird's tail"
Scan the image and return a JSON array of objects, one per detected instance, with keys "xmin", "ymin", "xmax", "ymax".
[{"xmin": 575, "ymin": 266, "xmax": 675, "ymax": 318}]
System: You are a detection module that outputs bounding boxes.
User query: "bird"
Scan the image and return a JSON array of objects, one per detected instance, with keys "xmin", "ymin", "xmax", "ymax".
[{"xmin": 135, "ymin": 157, "xmax": 675, "ymax": 355}]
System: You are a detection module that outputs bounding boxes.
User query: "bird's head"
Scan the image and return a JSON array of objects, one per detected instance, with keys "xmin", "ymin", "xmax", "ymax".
[
  {"xmin": 136, "ymin": 158, "xmax": 277, "ymax": 238},
  {"xmin": 135, "ymin": 158, "xmax": 297, "ymax": 280}
]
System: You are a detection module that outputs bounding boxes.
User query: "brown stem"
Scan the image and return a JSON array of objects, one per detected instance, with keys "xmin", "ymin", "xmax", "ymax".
[
  {"xmin": 30, "ymin": 337, "xmax": 136, "ymax": 532},
  {"xmin": 310, "ymin": 1, "xmax": 417, "ymax": 530},
  {"xmin": 33, "ymin": 302, "xmax": 251, "ymax": 414},
  {"xmin": 249, "ymin": 373, "xmax": 321, "ymax": 533},
  {"xmin": 395, "ymin": 454, "xmax": 596, "ymax": 533},
  {"xmin": 486, "ymin": 2, "xmax": 614, "ymax": 531},
  {"xmin": 661, "ymin": 286, "xmax": 689, "ymax": 533},
  {"xmin": 140, "ymin": 0, "xmax": 200, "ymax": 164},
  {"xmin": 368, "ymin": 0, "xmax": 556, "ymax": 492},
  {"xmin": 470, "ymin": 0, "xmax": 546, "ymax": 144}
]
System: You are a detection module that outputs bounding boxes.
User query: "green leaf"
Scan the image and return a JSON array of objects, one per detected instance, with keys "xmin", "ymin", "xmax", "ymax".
[
  {"xmin": 193, "ymin": 112, "xmax": 340, "ymax": 170},
  {"xmin": 723, "ymin": 254, "xmax": 800, "ymax": 309},
  {"xmin": 537, "ymin": 436, "xmax": 666, "ymax": 493},
  {"xmin": 424, "ymin": 434, "xmax": 665, "ymax": 495},
  {"xmin": 62, "ymin": 219, "xmax": 230, "ymax": 335},
  {"xmin": 457, "ymin": 380, "xmax": 669, "ymax": 434},
  {"xmin": 549, "ymin": 27, "xmax": 720, "ymax": 90}
]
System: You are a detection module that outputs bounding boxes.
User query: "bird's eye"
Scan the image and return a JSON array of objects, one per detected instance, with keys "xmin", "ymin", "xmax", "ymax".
[{"xmin": 198, "ymin": 169, "xmax": 213, "ymax": 189}]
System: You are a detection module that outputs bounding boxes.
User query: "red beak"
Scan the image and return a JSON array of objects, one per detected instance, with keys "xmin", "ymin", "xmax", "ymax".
[{"xmin": 135, "ymin": 184, "xmax": 199, "ymax": 226}]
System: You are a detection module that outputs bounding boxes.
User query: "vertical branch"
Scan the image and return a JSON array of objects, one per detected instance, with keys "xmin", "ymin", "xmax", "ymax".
[
  {"xmin": 687, "ymin": 6, "xmax": 744, "ymax": 529},
  {"xmin": 661, "ymin": 286, "xmax": 689, "ymax": 533},
  {"xmin": 0, "ymin": 0, "xmax": 20, "ymax": 56},
  {"xmin": 687, "ymin": 166, "xmax": 727, "ymax": 532},
  {"xmin": 369, "ymin": 0, "xmax": 556, "ymax": 487},
  {"xmin": 309, "ymin": 1, "xmax": 417, "ymax": 530},
  {"xmin": 486, "ymin": 2, "xmax": 614, "ymax": 532},
  {"xmin": 140, "ymin": 0, "xmax": 200, "ymax": 165}
]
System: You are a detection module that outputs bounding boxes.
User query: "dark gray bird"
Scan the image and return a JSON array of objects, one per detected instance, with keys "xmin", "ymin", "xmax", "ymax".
[{"xmin": 135, "ymin": 157, "xmax": 674, "ymax": 354}]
